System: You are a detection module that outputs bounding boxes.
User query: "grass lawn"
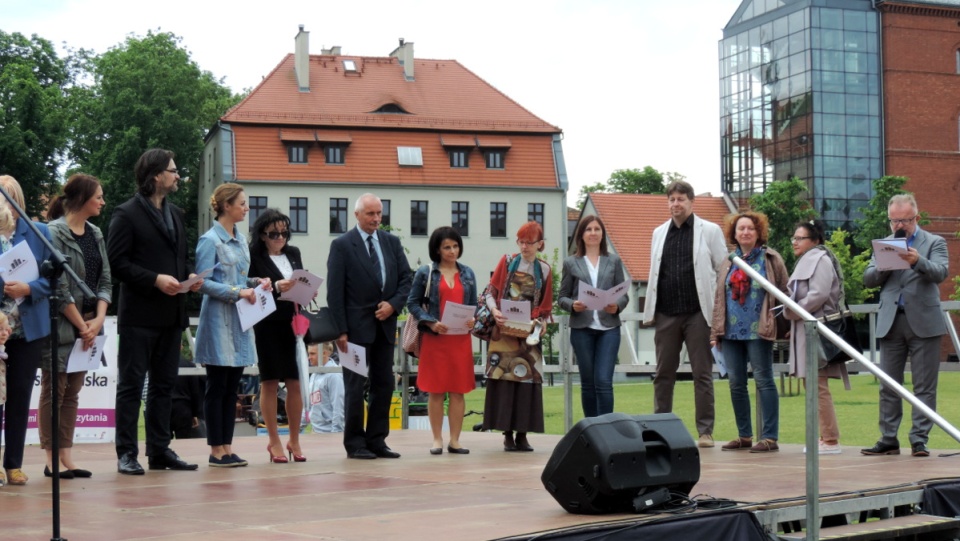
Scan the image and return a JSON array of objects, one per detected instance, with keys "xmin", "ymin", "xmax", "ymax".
[{"xmin": 461, "ymin": 372, "xmax": 960, "ymax": 450}]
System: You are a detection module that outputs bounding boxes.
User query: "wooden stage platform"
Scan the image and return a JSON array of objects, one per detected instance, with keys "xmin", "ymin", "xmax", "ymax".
[{"xmin": 3, "ymin": 429, "xmax": 960, "ymax": 540}]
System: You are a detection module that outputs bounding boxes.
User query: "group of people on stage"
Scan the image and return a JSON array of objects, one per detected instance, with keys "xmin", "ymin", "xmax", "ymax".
[
  {"xmin": 0, "ymin": 152, "xmax": 947, "ymax": 486},
  {"xmin": 640, "ymin": 181, "xmax": 949, "ymax": 458}
]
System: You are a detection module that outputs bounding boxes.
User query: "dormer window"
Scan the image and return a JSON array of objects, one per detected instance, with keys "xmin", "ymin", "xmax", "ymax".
[
  {"xmin": 450, "ymin": 149, "xmax": 469, "ymax": 168},
  {"xmin": 440, "ymin": 134, "xmax": 476, "ymax": 169},
  {"xmin": 288, "ymin": 144, "xmax": 308, "ymax": 164},
  {"xmin": 484, "ymin": 150, "xmax": 504, "ymax": 169},
  {"xmin": 477, "ymin": 136, "xmax": 511, "ymax": 170},
  {"xmin": 325, "ymin": 145, "xmax": 345, "ymax": 165},
  {"xmin": 374, "ymin": 103, "xmax": 410, "ymax": 114}
]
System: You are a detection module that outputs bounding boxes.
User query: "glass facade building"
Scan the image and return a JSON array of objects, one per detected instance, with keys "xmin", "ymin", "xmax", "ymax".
[{"xmin": 720, "ymin": 0, "xmax": 881, "ymax": 226}]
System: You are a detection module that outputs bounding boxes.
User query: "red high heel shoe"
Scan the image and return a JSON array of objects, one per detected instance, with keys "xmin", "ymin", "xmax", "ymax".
[
  {"xmin": 267, "ymin": 444, "xmax": 288, "ymax": 464},
  {"xmin": 286, "ymin": 443, "xmax": 307, "ymax": 462}
]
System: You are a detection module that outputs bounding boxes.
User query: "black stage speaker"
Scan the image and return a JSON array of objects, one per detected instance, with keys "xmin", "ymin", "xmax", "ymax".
[{"xmin": 541, "ymin": 412, "xmax": 700, "ymax": 514}]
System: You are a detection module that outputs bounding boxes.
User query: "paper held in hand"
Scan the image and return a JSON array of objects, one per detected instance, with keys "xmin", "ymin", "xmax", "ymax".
[
  {"xmin": 577, "ymin": 279, "xmax": 630, "ymax": 311},
  {"xmin": 339, "ymin": 342, "xmax": 368, "ymax": 377},
  {"xmin": 871, "ymin": 238, "xmax": 910, "ymax": 271},
  {"xmin": 500, "ymin": 299, "xmax": 534, "ymax": 337},
  {"xmin": 0, "ymin": 240, "xmax": 39, "ymax": 305},
  {"xmin": 236, "ymin": 286, "xmax": 277, "ymax": 331},
  {"xmin": 439, "ymin": 301, "xmax": 475, "ymax": 335},
  {"xmin": 278, "ymin": 269, "xmax": 323, "ymax": 306},
  {"xmin": 178, "ymin": 264, "xmax": 219, "ymax": 293},
  {"xmin": 66, "ymin": 334, "xmax": 108, "ymax": 373}
]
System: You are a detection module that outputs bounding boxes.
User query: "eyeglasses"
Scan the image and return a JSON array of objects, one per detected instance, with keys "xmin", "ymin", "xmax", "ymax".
[
  {"xmin": 266, "ymin": 231, "xmax": 291, "ymax": 240},
  {"xmin": 791, "ymin": 236, "xmax": 811, "ymax": 243},
  {"xmin": 517, "ymin": 240, "xmax": 541, "ymax": 247},
  {"xmin": 888, "ymin": 216, "xmax": 916, "ymax": 226},
  {"xmin": 164, "ymin": 168, "xmax": 179, "ymax": 174}
]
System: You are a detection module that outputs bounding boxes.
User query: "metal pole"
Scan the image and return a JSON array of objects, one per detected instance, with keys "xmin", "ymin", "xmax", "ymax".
[
  {"xmin": 804, "ymin": 320, "xmax": 821, "ymax": 540},
  {"xmin": 728, "ymin": 254, "xmax": 960, "ymax": 443},
  {"xmin": 560, "ymin": 315, "xmax": 574, "ymax": 432}
]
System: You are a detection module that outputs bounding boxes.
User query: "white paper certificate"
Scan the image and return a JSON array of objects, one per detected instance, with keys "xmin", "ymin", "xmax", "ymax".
[
  {"xmin": 439, "ymin": 301, "xmax": 475, "ymax": 335},
  {"xmin": 278, "ymin": 269, "xmax": 323, "ymax": 306},
  {"xmin": 872, "ymin": 238, "xmax": 910, "ymax": 271},
  {"xmin": 178, "ymin": 264, "xmax": 219, "ymax": 293},
  {"xmin": 0, "ymin": 240, "xmax": 39, "ymax": 304},
  {"xmin": 501, "ymin": 299, "xmax": 531, "ymax": 322},
  {"xmin": 577, "ymin": 279, "xmax": 630, "ymax": 311},
  {"xmin": 339, "ymin": 342, "xmax": 368, "ymax": 377},
  {"xmin": 66, "ymin": 334, "xmax": 108, "ymax": 373},
  {"xmin": 236, "ymin": 286, "xmax": 277, "ymax": 331}
]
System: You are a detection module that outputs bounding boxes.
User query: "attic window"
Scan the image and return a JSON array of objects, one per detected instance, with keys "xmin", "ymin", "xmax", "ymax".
[
  {"xmin": 374, "ymin": 103, "xmax": 410, "ymax": 114},
  {"xmin": 397, "ymin": 146, "xmax": 423, "ymax": 167},
  {"xmin": 343, "ymin": 59, "xmax": 357, "ymax": 72}
]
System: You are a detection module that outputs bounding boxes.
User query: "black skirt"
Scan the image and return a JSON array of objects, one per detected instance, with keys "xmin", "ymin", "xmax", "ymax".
[{"xmin": 254, "ymin": 319, "xmax": 299, "ymax": 381}]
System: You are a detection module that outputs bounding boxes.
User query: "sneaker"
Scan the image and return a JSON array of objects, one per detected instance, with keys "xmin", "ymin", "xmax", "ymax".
[
  {"xmin": 208, "ymin": 455, "xmax": 237, "ymax": 468},
  {"xmin": 698, "ymin": 434, "xmax": 715, "ymax": 448},
  {"xmin": 749, "ymin": 439, "xmax": 779, "ymax": 453},
  {"xmin": 721, "ymin": 437, "xmax": 753, "ymax": 451},
  {"xmin": 819, "ymin": 442, "xmax": 842, "ymax": 455}
]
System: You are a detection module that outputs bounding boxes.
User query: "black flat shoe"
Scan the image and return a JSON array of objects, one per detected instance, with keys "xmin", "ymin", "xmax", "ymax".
[
  {"xmin": 44, "ymin": 466, "xmax": 74, "ymax": 479},
  {"xmin": 69, "ymin": 469, "xmax": 92, "ymax": 478},
  {"xmin": 429, "ymin": 447, "xmax": 443, "ymax": 455},
  {"xmin": 347, "ymin": 448, "xmax": 377, "ymax": 460},
  {"xmin": 447, "ymin": 445, "xmax": 470, "ymax": 455}
]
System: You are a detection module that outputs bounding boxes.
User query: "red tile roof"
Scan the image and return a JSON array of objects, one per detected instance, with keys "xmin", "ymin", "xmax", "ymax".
[
  {"xmin": 223, "ymin": 54, "xmax": 560, "ymax": 133},
  {"xmin": 586, "ymin": 193, "xmax": 733, "ymax": 281}
]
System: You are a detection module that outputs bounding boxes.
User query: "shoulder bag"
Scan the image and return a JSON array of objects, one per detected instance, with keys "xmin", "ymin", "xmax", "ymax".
[{"xmin": 401, "ymin": 266, "xmax": 431, "ymax": 358}]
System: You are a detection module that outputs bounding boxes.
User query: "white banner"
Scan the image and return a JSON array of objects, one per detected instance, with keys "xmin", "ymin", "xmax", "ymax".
[{"xmin": 23, "ymin": 316, "xmax": 119, "ymax": 445}]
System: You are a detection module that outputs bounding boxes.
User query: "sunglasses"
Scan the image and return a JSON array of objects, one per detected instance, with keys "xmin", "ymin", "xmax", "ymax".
[{"xmin": 265, "ymin": 231, "xmax": 290, "ymax": 240}]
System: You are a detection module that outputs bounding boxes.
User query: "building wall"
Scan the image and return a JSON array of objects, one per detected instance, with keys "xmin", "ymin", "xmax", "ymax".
[{"xmin": 881, "ymin": 6, "xmax": 960, "ymax": 357}]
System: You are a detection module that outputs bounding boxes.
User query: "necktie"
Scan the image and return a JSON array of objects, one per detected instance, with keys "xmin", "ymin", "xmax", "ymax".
[{"xmin": 367, "ymin": 235, "xmax": 383, "ymax": 288}]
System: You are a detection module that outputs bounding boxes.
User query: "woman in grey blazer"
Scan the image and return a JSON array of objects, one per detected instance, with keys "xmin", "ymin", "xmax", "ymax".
[{"xmin": 558, "ymin": 216, "xmax": 627, "ymax": 417}]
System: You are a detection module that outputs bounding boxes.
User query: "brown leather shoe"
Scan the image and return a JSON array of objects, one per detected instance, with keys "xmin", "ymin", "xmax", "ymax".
[
  {"xmin": 721, "ymin": 437, "xmax": 753, "ymax": 451},
  {"xmin": 749, "ymin": 439, "xmax": 779, "ymax": 453}
]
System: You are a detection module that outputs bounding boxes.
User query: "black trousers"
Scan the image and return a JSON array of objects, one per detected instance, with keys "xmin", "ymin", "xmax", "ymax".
[
  {"xmin": 115, "ymin": 325, "xmax": 181, "ymax": 458},
  {"xmin": 342, "ymin": 325, "xmax": 396, "ymax": 453},
  {"xmin": 0, "ymin": 338, "xmax": 42, "ymax": 470},
  {"xmin": 203, "ymin": 365, "xmax": 244, "ymax": 447}
]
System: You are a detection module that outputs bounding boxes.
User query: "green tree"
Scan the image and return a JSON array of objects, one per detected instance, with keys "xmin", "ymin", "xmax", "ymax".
[
  {"xmin": 608, "ymin": 166, "xmax": 665, "ymax": 195},
  {"xmin": 69, "ymin": 30, "xmax": 240, "ymax": 245},
  {"xmin": 852, "ymin": 175, "xmax": 910, "ymax": 251},
  {"xmin": 575, "ymin": 181, "xmax": 607, "ymax": 209},
  {"xmin": 825, "ymin": 228, "xmax": 878, "ymax": 309},
  {"xmin": 0, "ymin": 30, "xmax": 71, "ymax": 217},
  {"xmin": 747, "ymin": 177, "xmax": 816, "ymax": 269}
]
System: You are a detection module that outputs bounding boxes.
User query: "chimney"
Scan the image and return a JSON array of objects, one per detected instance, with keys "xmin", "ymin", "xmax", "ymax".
[
  {"xmin": 295, "ymin": 25, "xmax": 309, "ymax": 92},
  {"xmin": 389, "ymin": 38, "xmax": 414, "ymax": 81},
  {"xmin": 321, "ymin": 46, "xmax": 342, "ymax": 56}
]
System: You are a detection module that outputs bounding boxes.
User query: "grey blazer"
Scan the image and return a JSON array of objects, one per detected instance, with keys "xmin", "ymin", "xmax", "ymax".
[
  {"xmin": 864, "ymin": 227, "xmax": 949, "ymax": 339},
  {"xmin": 558, "ymin": 254, "xmax": 628, "ymax": 329}
]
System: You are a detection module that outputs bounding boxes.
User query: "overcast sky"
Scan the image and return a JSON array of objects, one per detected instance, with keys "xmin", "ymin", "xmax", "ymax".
[{"xmin": 5, "ymin": 0, "xmax": 744, "ymax": 198}]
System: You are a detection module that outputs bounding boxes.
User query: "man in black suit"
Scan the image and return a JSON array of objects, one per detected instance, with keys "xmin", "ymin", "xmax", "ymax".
[
  {"xmin": 327, "ymin": 193, "xmax": 411, "ymax": 459},
  {"xmin": 107, "ymin": 148, "xmax": 202, "ymax": 474}
]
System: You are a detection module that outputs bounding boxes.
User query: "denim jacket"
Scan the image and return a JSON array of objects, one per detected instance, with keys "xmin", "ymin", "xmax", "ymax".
[
  {"xmin": 45, "ymin": 218, "xmax": 112, "ymax": 371},
  {"xmin": 194, "ymin": 222, "xmax": 260, "ymax": 367},
  {"xmin": 406, "ymin": 262, "xmax": 477, "ymax": 332}
]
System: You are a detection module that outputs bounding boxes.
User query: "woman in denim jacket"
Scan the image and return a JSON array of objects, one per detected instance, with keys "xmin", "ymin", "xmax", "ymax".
[
  {"xmin": 406, "ymin": 226, "xmax": 477, "ymax": 455},
  {"xmin": 194, "ymin": 183, "xmax": 270, "ymax": 468},
  {"xmin": 40, "ymin": 173, "xmax": 111, "ymax": 480}
]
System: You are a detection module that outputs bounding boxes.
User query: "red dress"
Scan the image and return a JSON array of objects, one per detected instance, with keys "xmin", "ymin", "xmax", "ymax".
[{"xmin": 417, "ymin": 273, "xmax": 476, "ymax": 394}]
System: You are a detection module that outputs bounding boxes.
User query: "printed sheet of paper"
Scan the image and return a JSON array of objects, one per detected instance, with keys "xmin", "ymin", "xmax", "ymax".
[
  {"xmin": 439, "ymin": 301, "xmax": 475, "ymax": 335},
  {"xmin": 711, "ymin": 344, "xmax": 727, "ymax": 378},
  {"xmin": 871, "ymin": 238, "xmax": 910, "ymax": 271},
  {"xmin": 66, "ymin": 334, "xmax": 108, "ymax": 373},
  {"xmin": 577, "ymin": 279, "xmax": 630, "ymax": 311},
  {"xmin": 0, "ymin": 240, "xmax": 39, "ymax": 304},
  {"xmin": 339, "ymin": 342, "xmax": 368, "ymax": 377},
  {"xmin": 178, "ymin": 264, "xmax": 219, "ymax": 293},
  {"xmin": 279, "ymin": 269, "xmax": 323, "ymax": 306},
  {"xmin": 500, "ymin": 299, "xmax": 531, "ymax": 323},
  {"xmin": 236, "ymin": 285, "xmax": 277, "ymax": 331}
]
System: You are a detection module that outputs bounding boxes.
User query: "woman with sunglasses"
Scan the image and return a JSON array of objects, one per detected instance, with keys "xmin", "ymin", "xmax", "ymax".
[{"xmin": 248, "ymin": 209, "xmax": 306, "ymax": 463}]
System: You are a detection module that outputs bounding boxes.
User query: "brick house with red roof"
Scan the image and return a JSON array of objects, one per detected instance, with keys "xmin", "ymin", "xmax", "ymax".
[
  {"xmin": 579, "ymin": 192, "xmax": 734, "ymax": 364},
  {"xmin": 199, "ymin": 27, "xmax": 568, "ymax": 289}
]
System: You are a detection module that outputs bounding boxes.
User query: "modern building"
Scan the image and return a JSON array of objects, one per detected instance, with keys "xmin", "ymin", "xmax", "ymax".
[{"xmin": 199, "ymin": 27, "xmax": 568, "ymax": 298}]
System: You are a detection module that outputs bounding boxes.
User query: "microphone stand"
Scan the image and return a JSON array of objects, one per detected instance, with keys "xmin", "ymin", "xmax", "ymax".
[{"xmin": 0, "ymin": 184, "xmax": 94, "ymax": 541}]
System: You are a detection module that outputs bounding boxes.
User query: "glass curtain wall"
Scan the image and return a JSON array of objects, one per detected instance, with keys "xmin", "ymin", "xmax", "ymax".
[{"xmin": 720, "ymin": 0, "xmax": 881, "ymax": 227}]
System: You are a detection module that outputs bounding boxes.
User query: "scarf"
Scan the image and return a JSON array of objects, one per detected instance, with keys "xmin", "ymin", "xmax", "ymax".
[{"xmin": 730, "ymin": 246, "xmax": 764, "ymax": 305}]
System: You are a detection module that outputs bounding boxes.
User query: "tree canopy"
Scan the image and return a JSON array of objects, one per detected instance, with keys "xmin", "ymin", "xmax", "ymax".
[
  {"xmin": 576, "ymin": 166, "xmax": 680, "ymax": 208},
  {"xmin": 747, "ymin": 177, "xmax": 816, "ymax": 269},
  {"xmin": 0, "ymin": 30, "xmax": 71, "ymax": 217}
]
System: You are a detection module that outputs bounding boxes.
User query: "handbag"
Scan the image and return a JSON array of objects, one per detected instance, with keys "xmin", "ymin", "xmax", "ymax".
[
  {"xmin": 818, "ymin": 310, "xmax": 862, "ymax": 365},
  {"xmin": 471, "ymin": 285, "xmax": 499, "ymax": 342},
  {"xmin": 293, "ymin": 303, "xmax": 340, "ymax": 345},
  {"xmin": 774, "ymin": 305, "xmax": 790, "ymax": 340},
  {"xmin": 401, "ymin": 266, "xmax": 431, "ymax": 358}
]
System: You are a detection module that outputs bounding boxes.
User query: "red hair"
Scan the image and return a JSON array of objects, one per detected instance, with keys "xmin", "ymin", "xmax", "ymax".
[{"xmin": 516, "ymin": 221, "xmax": 543, "ymax": 243}]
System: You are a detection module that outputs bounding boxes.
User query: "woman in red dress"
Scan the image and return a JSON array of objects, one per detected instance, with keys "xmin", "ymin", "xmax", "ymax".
[{"xmin": 407, "ymin": 227, "xmax": 477, "ymax": 455}]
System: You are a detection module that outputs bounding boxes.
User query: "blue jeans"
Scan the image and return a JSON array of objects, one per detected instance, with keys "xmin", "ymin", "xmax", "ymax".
[
  {"xmin": 723, "ymin": 338, "xmax": 778, "ymax": 440},
  {"xmin": 570, "ymin": 327, "xmax": 620, "ymax": 417}
]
